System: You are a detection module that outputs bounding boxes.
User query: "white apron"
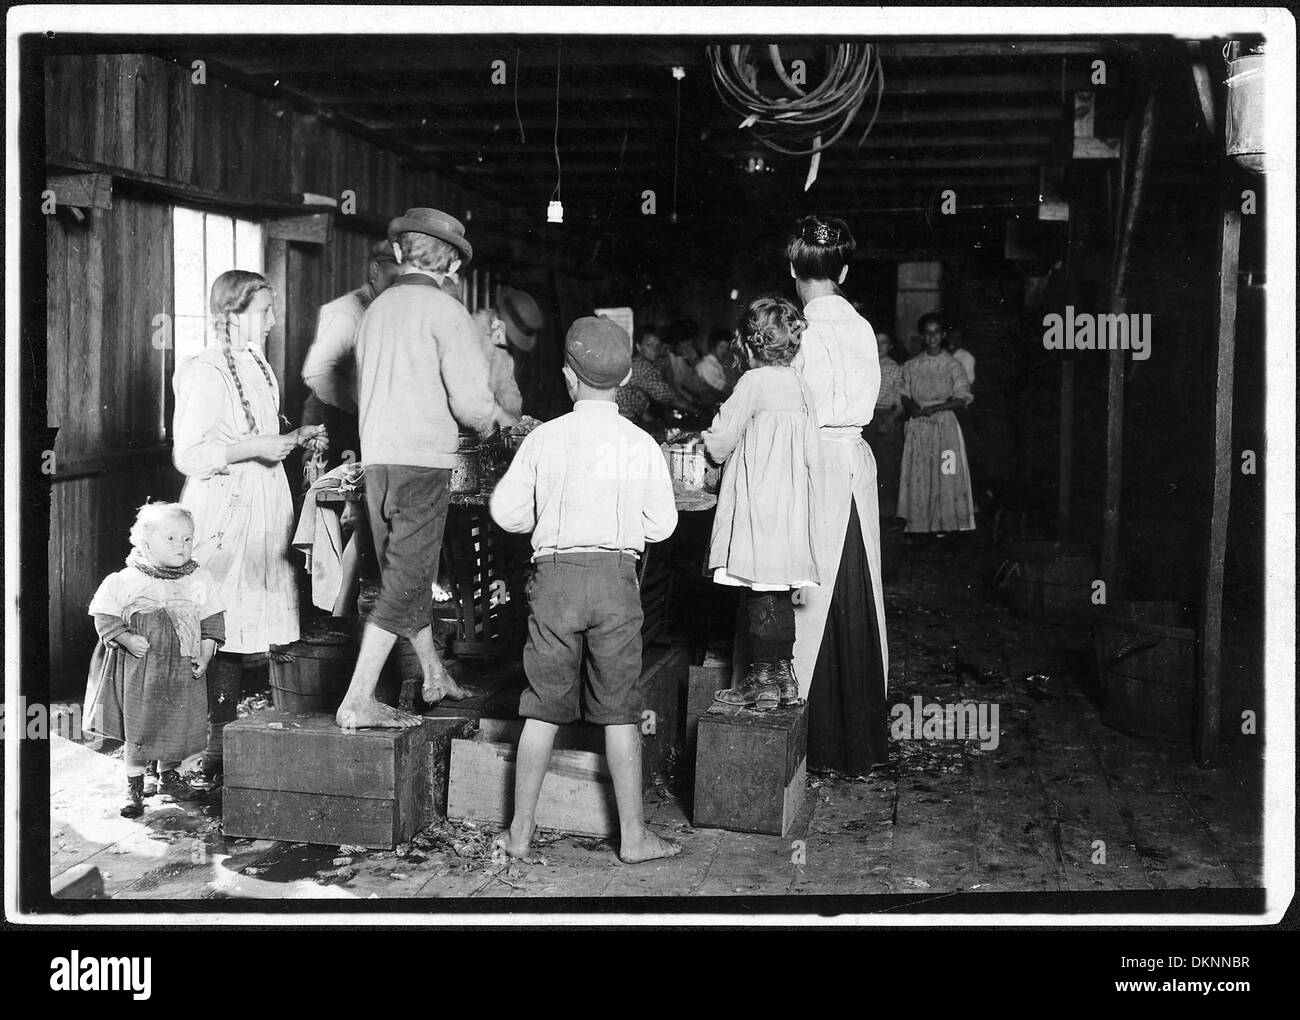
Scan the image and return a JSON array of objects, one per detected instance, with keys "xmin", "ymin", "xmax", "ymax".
[{"xmin": 791, "ymin": 427, "xmax": 889, "ymax": 698}]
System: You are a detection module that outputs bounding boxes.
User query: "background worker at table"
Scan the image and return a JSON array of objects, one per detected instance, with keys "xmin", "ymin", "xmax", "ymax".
[
  {"xmin": 489, "ymin": 316, "xmax": 682, "ymax": 864},
  {"xmin": 469, "ymin": 286, "xmax": 543, "ymax": 419},
  {"xmin": 301, "ymin": 239, "xmax": 402, "ymax": 470},
  {"xmin": 336, "ymin": 207, "xmax": 516, "ymax": 731}
]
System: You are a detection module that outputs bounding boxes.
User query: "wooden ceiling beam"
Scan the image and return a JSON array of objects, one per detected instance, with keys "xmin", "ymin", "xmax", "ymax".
[
  {"xmin": 292, "ymin": 68, "xmax": 1094, "ymax": 107},
  {"xmin": 356, "ymin": 101, "xmax": 1063, "ymax": 133},
  {"xmin": 408, "ymin": 122, "xmax": 1066, "ymax": 153}
]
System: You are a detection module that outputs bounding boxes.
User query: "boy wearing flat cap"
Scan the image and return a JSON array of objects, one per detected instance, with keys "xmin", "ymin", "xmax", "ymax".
[
  {"xmin": 489, "ymin": 316, "xmax": 683, "ymax": 864},
  {"xmin": 336, "ymin": 208, "xmax": 517, "ymax": 731}
]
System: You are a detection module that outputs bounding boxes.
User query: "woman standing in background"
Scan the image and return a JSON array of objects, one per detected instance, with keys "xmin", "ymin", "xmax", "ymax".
[
  {"xmin": 897, "ymin": 313, "xmax": 976, "ymax": 536},
  {"xmin": 173, "ymin": 270, "xmax": 325, "ymax": 786}
]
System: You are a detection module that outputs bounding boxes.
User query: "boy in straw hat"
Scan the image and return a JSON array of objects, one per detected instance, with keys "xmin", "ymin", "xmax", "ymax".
[
  {"xmin": 488, "ymin": 316, "xmax": 683, "ymax": 863},
  {"xmin": 336, "ymin": 208, "xmax": 518, "ymax": 731}
]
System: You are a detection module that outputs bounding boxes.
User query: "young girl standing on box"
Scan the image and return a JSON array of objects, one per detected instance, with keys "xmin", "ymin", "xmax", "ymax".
[
  {"xmin": 702, "ymin": 296, "xmax": 824, "ymax": 710},
  {"xmin": 84, "ymin": 503, "xmax": 226, "ymax": 817}
]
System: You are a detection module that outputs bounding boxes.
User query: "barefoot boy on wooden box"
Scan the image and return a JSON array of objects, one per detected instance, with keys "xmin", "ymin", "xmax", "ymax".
[{"xmin": 488, "ymin": 316, "xmax": 683, "ymax": 864}]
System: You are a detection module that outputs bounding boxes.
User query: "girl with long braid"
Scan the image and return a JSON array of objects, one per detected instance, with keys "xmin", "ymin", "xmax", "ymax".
[{"xmin": 173, "ymin": 270, "xmax": 325, "ymax": 789}]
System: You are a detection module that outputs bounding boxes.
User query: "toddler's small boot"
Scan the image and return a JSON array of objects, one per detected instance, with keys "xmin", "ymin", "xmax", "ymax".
[
  {"xmin": 142, "ymin": 761, "xmax": 160, "ymax": 797},
  {"xmin": 120, "ymin": 774, "xmax": 145, "ymax": 818},
  {"xmin": 774, "ymin": 660, "xmax": 802, "ymax": 707},
  {"xmin": 157, "ymin": 769, "xmax": 203, "ymax": 802},
  {"xmin": 713, "ymin": 661, "xmax": 780, "ymax": 712}
]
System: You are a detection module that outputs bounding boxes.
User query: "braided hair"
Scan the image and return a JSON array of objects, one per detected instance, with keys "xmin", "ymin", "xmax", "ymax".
[
  {"xmin": 738, "ymin": 295, "xmax": 807, "ymax": 367},
  {"xmin": 209, "ymin": 270, "xmax": 279, "ymax": 435}
]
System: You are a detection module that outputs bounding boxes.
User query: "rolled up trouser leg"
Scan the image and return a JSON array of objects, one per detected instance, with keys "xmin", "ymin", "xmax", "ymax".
[{"xmin": 202, "ymin": 653, "xmax": 243, "ymax": 775}]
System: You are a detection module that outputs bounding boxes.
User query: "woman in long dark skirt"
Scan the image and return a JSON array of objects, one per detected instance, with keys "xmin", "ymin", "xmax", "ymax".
[{"xmin": 786, "ymin": 216, "xmax": 891, "ymax": 774}]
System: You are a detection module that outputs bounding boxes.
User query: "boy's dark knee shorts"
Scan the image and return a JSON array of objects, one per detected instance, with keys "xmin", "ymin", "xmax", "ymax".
[
  {"xmin": 364, "ymin": 465, "xmax": 451, "ymax": 640},
  {"xmin": 521, "ymin": 552, "xmax": 644, "ymax": 726}
]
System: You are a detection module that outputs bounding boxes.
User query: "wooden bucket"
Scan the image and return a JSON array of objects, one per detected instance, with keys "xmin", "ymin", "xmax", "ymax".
[
  {"xmin": 269, "ymin": 639, "xmax": 355, "ymax": 714},
  {"xmin": 1094, "ymin": 601, "xmax": 1197, "ymax": 742},
  {"xmin": 1005, "ymin": 540, "xmax": 1096, "ymax": 624}
]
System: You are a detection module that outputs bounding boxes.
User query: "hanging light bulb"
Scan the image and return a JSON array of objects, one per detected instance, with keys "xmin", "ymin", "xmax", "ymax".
[{"xmin": 547, "ymin": 200, "xmax": 564, "ymax": 224}]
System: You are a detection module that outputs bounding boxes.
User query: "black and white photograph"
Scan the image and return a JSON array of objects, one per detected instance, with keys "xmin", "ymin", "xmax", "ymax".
[{"xmin": 4, "ymin": 5, "xmax": 1294, "ymax": 935}]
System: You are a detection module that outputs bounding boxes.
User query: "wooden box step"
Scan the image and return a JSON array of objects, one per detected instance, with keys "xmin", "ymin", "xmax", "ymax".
[
  {"xmin": 445, "ymin": 738, "xmax": 617, "ymax": 839},
  {"xmin": 686, "ymin": 664, "xmax": 730, "ymax": 763},
  {"xmin": 693, "ymin": 701, "xmax": 807, "ymax": 837},
  {"xmin": 222, "ymin": 711, "xmax": 473, "ymax": 849},
  {"xmin": 427, "ymin": 641, "xmax": 690, "ymax": 787}
]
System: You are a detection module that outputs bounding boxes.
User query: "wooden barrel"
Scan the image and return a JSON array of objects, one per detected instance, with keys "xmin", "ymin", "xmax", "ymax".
[
  {"xmin": 1094, "ymin": 601, "xmax": 1197, "ymax": 742},
  {"xmin": 269, "ymin": 639, "xmax": 354, "ymax": 714},
  {"xmin": 1006, "ymin": 540, "xmax": 1096, "ymax": 624}
]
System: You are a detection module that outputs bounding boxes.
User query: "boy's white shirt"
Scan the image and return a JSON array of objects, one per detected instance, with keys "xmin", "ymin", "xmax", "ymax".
[{"xmin": 489, "ymin": 400, "xmax": 678, "ymax": 558}]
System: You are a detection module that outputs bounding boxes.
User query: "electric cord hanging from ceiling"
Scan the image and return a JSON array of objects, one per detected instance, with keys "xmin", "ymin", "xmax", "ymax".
[
  {"xmin": 671, "ymin": 74, "xmax": 682, "ymax": 222},
  {"xmin": 583, "ymin": 129, "xmax": 630, "ymax": 269},
  {"xmin": 514, "ymin": 47, "xmax": 526, "ymax": 144},
  {"xmin": 707, "ymin": 43, "xmax": 884, "ymax": 159},
  {"xmin": 551, "ymin": 44, "xmax": 562, "ymax": 205}
]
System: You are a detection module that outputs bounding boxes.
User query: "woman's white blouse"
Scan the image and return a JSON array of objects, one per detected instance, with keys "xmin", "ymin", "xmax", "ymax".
[{"xmin": 794, "ymin": 295, "xmax": 880, "ymax": 428}]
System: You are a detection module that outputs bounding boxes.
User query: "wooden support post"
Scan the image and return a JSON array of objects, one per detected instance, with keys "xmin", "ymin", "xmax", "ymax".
[
  {"xmin": 1101, "ymin": 94, "xmax": 1157, "ymax": 590},
  {"xmin": 263, "ymin": 237, "xmax": 289, "ymax": 390},
  {"xmin": 1196, "ymin": 191, "xmax": 1242, "ymax": 769},
  {"xmin": 1057, "ymin": 361, "xmax": 1074, "ymax": 539}
]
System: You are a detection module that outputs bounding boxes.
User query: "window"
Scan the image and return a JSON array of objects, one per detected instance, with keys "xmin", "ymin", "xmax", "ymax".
[{"xmin": 171, "ymin": 207, "xmax": 265, "ymax": 365}]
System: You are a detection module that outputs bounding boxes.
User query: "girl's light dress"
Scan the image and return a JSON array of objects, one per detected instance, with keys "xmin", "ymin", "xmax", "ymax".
[{"xmin": 703, "ymin": 365, "xmax": 824, "ymax": 591}]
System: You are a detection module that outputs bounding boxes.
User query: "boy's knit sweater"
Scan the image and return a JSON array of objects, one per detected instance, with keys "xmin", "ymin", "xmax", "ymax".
[{"xmin": 356, "ymin": 273, "xmax": 497, "ymax": 468}]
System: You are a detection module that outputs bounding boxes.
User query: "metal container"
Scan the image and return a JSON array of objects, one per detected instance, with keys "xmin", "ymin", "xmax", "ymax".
[
  {"xmin": 451, "ymin": 431, "xmax": 482, "ymax": 494},
  {"xmin": 1225, "ymin": 52, "xmax": 1265, "ymax": 174}
]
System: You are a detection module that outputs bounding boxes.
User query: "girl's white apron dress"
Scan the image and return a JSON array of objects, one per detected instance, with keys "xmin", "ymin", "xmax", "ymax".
[{"xmin": 173, "ymin": 347, "xmax": 300, "ymax": 654}]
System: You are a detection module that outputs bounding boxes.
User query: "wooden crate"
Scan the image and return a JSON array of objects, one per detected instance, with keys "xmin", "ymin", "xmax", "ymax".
[
  {"xmin": 442, "ymin": 505, "xmax": 531, "ymax": 658},
  {"xmin": 446, "ymin": 738, "xmax": 617, "ymax": 839},
  {"xmin": 428, "ymin": 642, "xmax": 688, "ymax": 788},
  {"xmin": 686, "ymin": 664, "xmax": 730, "ymax": 763},
  {"xmin": 222, "ymin": 711, "xmax": 473, "ymax": 849},
  {"xmin": 693, "ymin": 702, "xmax": 807, "ymax": 837},
  {"xmin": 639, "ymin": 642, "xmax": 689, "ymax": 783}
]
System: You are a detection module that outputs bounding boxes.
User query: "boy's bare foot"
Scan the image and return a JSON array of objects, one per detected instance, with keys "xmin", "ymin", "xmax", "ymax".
[
  {"xmin": 492, "ymin": 825, "xmax": 532, "ymax": 860},
  {"xmin": 618, "ymin": 828, "xmax": 683, "ymax": 864},
  {"xmin": 335, "ymin": 698, "xmax": 422, "ymax": 730},
  {"xmin": 422, "ymin": 667, "xmax": 472, "ymax": 703}
]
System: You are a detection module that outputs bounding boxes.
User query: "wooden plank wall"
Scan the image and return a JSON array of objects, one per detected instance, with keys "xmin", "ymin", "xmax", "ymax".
[{"xmin": 43, "ymin": 52, "xmax": 518, "ymax": 695}]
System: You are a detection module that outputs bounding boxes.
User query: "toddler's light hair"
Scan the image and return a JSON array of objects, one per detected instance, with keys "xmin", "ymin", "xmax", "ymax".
[{"xmin": 129, "ymin": 502, "xmax": 195, "ymax": 551}]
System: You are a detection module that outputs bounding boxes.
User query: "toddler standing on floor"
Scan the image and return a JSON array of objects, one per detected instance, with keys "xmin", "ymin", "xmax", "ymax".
[
  {"xmin": 703, "ymin": 296, "xmax": 824, "ymax": 710},
  {"xmin": 83, "ymin": 503, "xmax": 226, "ymax": 817}
]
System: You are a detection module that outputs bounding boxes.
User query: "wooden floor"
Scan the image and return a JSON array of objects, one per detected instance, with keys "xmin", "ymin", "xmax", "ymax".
[{"xmin": 50, "ymin": 536, "xmax": 1264, "ymax": 903}]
